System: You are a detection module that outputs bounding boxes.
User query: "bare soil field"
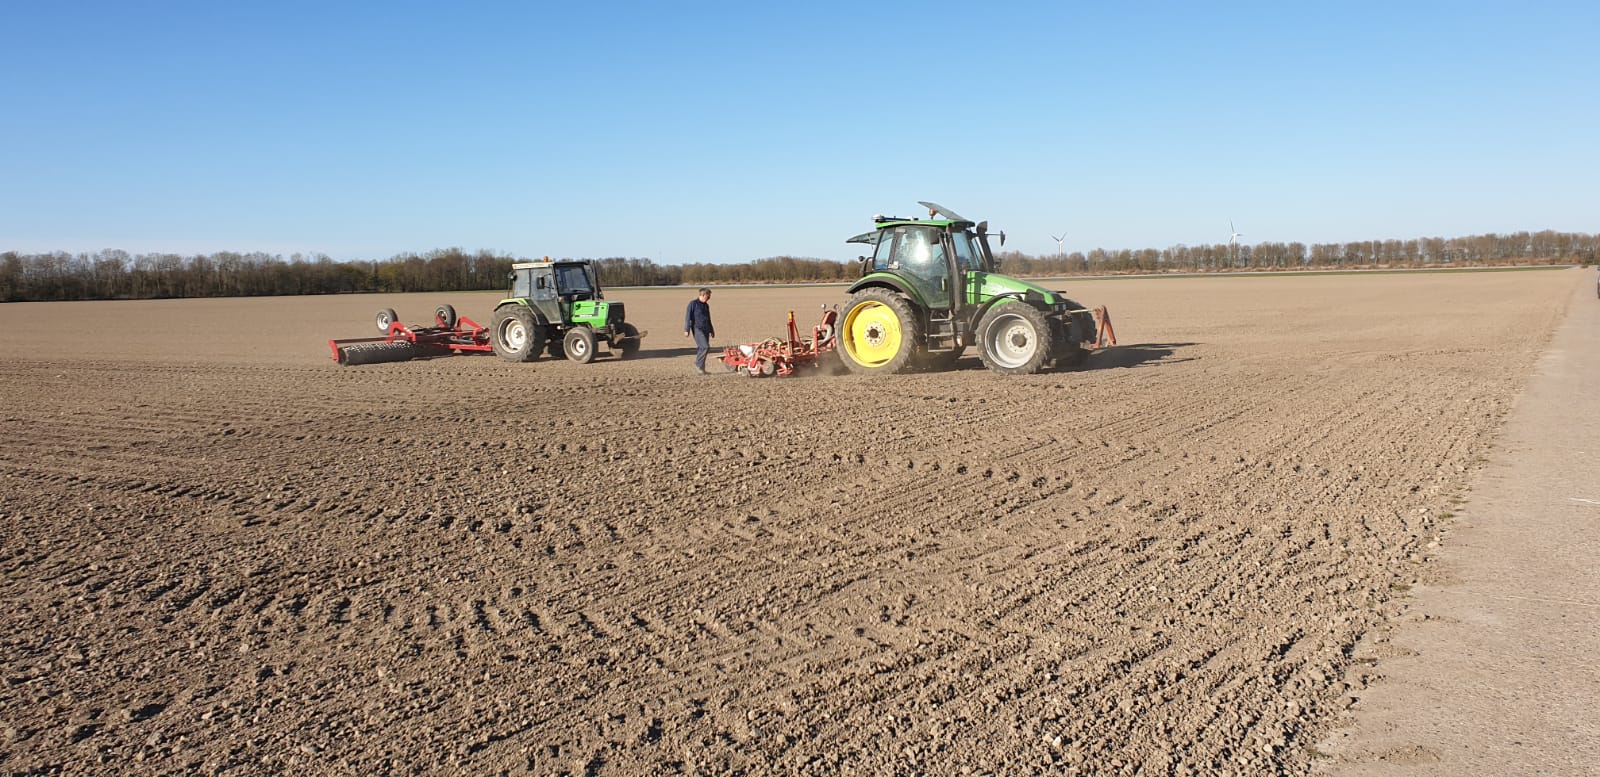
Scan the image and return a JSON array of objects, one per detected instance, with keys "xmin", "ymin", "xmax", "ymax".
[{"xmin": 0, "ymin": 269, "xmax": 1579, "ymax": 775}]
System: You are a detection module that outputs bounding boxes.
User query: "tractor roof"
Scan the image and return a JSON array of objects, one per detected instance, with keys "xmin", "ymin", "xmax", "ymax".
[
  {"xmin": 845, "ymin": 201, "xmax": 977, "ymax": 243},
  {"xmin": 511, "ymin": 259, "xmax": 588, "ymax": 270},
  {"xmin": 847, "ymin": 218, "xmax": 972, "ymax": 244}
]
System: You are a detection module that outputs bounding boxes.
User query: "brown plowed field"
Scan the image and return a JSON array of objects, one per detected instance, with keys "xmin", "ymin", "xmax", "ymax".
[{"xmin": 0, "ymin": 269, "xmax": 1577, "ymax": 775}]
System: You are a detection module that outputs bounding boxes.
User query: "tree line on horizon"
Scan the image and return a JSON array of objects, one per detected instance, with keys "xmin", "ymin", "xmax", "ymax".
[{"xmin": 2, "ymin": 229, "xmax": 1595, "ymax": 302}]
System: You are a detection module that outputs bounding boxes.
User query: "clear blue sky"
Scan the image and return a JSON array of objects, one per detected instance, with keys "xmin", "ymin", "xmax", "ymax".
[{"xmin": 3, "ymin": 1, "xmax": 1595, "ymax": 264}]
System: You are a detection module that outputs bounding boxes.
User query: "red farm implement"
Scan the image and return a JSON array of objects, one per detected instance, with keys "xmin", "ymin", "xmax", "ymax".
[
  {"xmin": 328, "ymin": 304, "xmax": 493, "ymax": 365},
  {"xmin": 720, "ymin": 309, "xmax": 840, "ymax": 377}
]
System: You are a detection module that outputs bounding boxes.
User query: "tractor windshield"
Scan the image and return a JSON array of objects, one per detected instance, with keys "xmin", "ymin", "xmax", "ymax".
[
  {"xmin": 951, "ymin": 230, "xmax": 984, "ymax": 271},
  {"xmin": 974, "ymin": 232, "xmax": 999, "ymax": 271},
  {"xmin": 556, "ymin": 264, "xmax": 595, "ymax": 299}
]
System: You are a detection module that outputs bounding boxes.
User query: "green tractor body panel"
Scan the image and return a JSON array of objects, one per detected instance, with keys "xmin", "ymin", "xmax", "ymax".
[
  {"xmin": 964, "ymin": 271, "xmax": 1064, "ymax": 307},
  {"xmin": 567, "ymin": 299, "xmax": 618, "ymax": 329}
]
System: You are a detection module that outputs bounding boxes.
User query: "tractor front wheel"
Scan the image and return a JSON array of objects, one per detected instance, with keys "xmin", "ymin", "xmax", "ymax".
[
  {"xmin": 977, "ymin": 300, "xmax": 1054, "ymax": 375},
  {"xmin": 564, "ymin": 327, "xmax": 597, "ymax": 364},
  {"xmin": 491, "ymin": 306, "xmax": 544, "ymax": 363},
  {"xmin": 838, "ymin": 289, "xmax": 922, "ymax": 375}
]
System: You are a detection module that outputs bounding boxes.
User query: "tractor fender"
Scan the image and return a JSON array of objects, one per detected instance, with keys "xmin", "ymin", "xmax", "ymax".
[
  {"xmin": 967, "ymin": 293, "xmax": 1067, "ymax": 346},
  {"xmin": 494, "ymin": 301, "xmax": 551, "ymax": 328},
  {"xmin": 846, "ymin": 275, "xmax": 928, "ymax": 310},
  {"xmin": 970, "ymin": 292, "xmax": 1037, "ymax": 323}
]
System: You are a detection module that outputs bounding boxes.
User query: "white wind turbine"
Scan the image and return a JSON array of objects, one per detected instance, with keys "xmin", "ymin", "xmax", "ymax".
[
  {"xmin": 1228, "ymin": 220, "xmax": 1244, "ymax": 266},
  {"xmin": 1050, "ymin": 232, "xmax": 1067, "ymax": 256}
]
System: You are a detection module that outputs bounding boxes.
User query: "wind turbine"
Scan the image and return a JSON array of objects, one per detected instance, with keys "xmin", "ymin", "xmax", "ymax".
[
  {"xmin": 1050, "ymin": 232, "xmax": 1067, "ymax": 257},
  {"xmin": 1228, "ymin": 220, "xmax": 1243, "ymax": 266},
  {"xmin": 1228, "ymin": 220, "xmax": 1243, "ymax": 246}
]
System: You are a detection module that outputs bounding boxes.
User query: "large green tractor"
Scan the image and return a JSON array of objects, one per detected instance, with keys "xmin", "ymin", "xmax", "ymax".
[
  {"xmin": 837, "ymin": 202, "xmax": 1109, "ymax": 376},
  {"xmin": 490, "ymin": 259, "xmax": 643, "ymax": 364}
]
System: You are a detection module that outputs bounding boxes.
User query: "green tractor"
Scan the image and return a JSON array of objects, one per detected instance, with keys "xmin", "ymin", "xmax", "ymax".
[
  {"xmin": 836, "ymin": 202, "xmax": 1111, "ymax": 376},
  {"xmin": 490, "ymin": 259, "xmax": 644, "ymax": 364}
]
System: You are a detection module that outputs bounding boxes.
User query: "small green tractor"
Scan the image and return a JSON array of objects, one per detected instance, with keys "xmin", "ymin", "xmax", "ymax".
[
  {"xmin": 836, "ymin": 202, "xmax": 1113, "ymax": 376},
  {"xmin": 490, "ymin": 259, "xmax": 644, "ymax": 364}
]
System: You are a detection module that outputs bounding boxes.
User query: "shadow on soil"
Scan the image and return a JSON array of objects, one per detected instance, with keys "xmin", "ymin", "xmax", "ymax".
[
  {"xmin": 939, "ymin": 342, "xmax": 1197, "ymax": 372},
  {"xmin": 1087, "ymin": 342, "xmax": 1197, "ymax": 370},
  {"xmin": 626, "ymin": 346, "xmax": 704, "ymax": 361},
  {"xmin": 601, "ymin": 343, "xmax": 1203, "ymax": 372}
]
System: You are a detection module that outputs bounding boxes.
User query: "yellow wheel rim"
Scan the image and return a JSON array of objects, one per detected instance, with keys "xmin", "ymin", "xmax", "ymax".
[{"xmin": 842, "ymin": 300, "xmax": 902, "ymax": 366}]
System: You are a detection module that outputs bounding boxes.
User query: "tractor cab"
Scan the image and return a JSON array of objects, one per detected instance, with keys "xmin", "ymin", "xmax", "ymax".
[
  {"xmin": 509, "ymin": 260, "xmax": 602, "ymax": 324},
  {"xmin": 847, "ymin": 202, "xmax": 1004, "ymax": 317}
]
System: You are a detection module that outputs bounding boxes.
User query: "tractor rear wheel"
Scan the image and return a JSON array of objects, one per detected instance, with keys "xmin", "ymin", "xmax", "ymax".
[
  {"xmin": 491, "ymin": 306, "xmax": 544, "ymax": 362},
  {"xmin": 564, "ymin": 327, "xmax": 597, "ymax": 364},
  {"xmin": 838, "ymin": 289, "xmax": 921, "ymax": 375},
  {"xmin": 615, "ymin": 323, "xmax": 641, "ymax": 358},
  {"xmin": 977, "ymin": 300, "xmax": 1054, "ymax": 375}
]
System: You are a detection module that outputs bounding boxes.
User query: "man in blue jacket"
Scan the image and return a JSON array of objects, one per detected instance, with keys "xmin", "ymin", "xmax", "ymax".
[{"xmin": 683, "ymin": 287, "xmax": 715, "ymax": 374}]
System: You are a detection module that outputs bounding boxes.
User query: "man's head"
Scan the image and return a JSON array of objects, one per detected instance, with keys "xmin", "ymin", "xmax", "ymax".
[{"xmin": 698, "ymin": 288, "xmax": 712, "ymax": 302}]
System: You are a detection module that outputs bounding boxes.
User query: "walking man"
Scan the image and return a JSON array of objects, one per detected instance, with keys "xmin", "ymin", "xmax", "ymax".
[{"xmin": 684, "ymin": 287, "xmax": 715, "ymax": 374}]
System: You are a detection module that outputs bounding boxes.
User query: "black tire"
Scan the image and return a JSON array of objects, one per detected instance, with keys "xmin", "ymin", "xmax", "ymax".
[
  {"xmin": 837, "ymin": 288, "xmax": 922, "ymax": 375},
  {"xmin": 490, "ymin": 305, "xmax": 543, "ymax": 363},
  {"xmin": 976, "ymin": 300, "xmax": 1055, "ymax": 375},
  {"xmin": 434, "ymin": 303, "xmax": 457, "ymax": 329},
  {"xmin": 564, "ymin": 327, "xmax": 597, "ymax": 364},
  {"xmin": 375, "ymin": 308, "xmax": 399, "ymax": 333},
  {"xmin": 615, "ymin": 323, "xmax": 641, "ymax": 358}
]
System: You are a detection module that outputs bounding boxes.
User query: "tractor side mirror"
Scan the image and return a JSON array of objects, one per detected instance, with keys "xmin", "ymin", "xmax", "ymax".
[{"xmin": 857, "ymin": 255, "xmax": 868, "ymax": 264}]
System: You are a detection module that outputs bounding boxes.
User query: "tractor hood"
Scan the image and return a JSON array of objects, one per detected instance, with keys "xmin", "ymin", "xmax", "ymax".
[{"xmin": 968, "ymin": 272, "xmax": 1063, "ymax": 305}]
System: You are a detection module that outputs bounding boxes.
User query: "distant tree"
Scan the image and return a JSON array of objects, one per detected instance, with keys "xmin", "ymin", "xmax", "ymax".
[{"xmin": 3, "ymin": 229, "xmax": 1597, "ymax": 302}]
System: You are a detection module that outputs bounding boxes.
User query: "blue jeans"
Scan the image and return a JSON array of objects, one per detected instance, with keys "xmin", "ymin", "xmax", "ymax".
[{"xmin": 692, "ymin": 329, "xmax": 711, "ymax": 370}]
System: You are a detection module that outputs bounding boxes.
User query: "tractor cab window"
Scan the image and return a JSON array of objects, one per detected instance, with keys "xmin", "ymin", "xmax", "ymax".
[
  {"xmin": 894, "ymin": 228, "xmax": 944, "ymax": 273},
  {"xmin": 872, "ymin": 227, "xmax": 947, "ymax": 274},
  {"xmin": 951, "ymin": 231, "xmax": 982, "ymax": 271},
  {"xmin": 871, "ymin": 230, "xmax": 897, "ymax": 271},
  {"xmin": 555, "ymin": 264, "xmax": 594, "ymax": 300},
  {"xmin": 532, "ymin": 270, "xmax": 556, "ymax": 301},
  {"xmin": 890, "ymin": 226, "xmax": 952, "ymax": 310},
  {"xmin": 510, "ymin": 271, "xmax": 532, "ymax": 299}
]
